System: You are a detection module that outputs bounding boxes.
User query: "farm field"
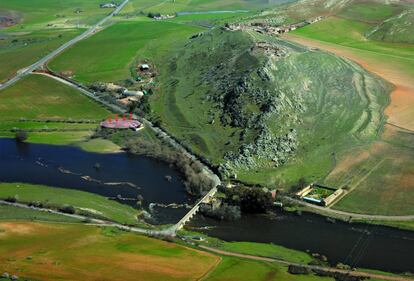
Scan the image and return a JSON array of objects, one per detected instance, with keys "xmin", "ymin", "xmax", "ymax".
[
  {"xmin": 138, "ymin": 0, "xmax": 294, "ymax": 14},
  {"xmin": 0, "ymin": 29, "xmax": 82, "ymax": 83},
  {"xmin": 0, "ymin": 0, "xmax": 114, "ymax": 83},
  {"xmin": 0, "ymin": 222, "xmax": 219, "ymax": 281},
  {"xmin": 49, "ymin": 21, "xmax": 203, "ymax": 83},
  {"xmin": 0, "ymin": 183, "xmax": 140, "ymax": 225},
  {"xmin": 0, "ymin": 74, "xmax": 108, "ymax": 145},
  {"xmin": 284, "ymin": 3, "xmax": 414, "ymax": 215}
]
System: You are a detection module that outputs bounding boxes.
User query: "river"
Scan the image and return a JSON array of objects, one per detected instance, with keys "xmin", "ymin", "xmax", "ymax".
[
  {"xmin": 0, "ymin": 138, "xmax": 195, "ymax": 224},
  {"xmin": 188, "ymin": 212, "xmax": 414, "ymax": 273},
  {"xmin": 0, "ymin": 138, "xmax": 413, "ymax": 273}
]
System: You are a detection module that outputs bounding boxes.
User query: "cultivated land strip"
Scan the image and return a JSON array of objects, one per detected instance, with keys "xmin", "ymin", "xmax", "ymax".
[
  {"xmin": 199, "ymin": 245, "xmax": 414, "ymax": 281},
  {"xmin": 0, "ymin": 0, "xmax": 129, "ymax": 91}
]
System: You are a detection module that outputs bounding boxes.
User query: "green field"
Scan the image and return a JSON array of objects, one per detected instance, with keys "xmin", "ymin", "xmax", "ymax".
[
  {"xmin": 217, "ymin": 241, "xmax": 313, "ymax": 264},
  {"xmin": 0, "ymin": 0, "xmax": 110, "ymax": 30},
  {"xmin": 0, "ymin": 29, "xmax": 82, "ymax": 82},
  {"xmin": 0, "ymin": 205, "xmax": 81, "ymax": 223},
  {"xmin": 139, "ymin": 0, "xmax": 291, "ymax": 14},
  {"xmin": 0, "ymin": 222, "xmax": 219, "ymax": 281},
  {"xmin": 0, "ymin": 183, "xmax": 140, "ymax": 225},
  {"xmin": 205, "ymin": 257, "xmax": 333, "ymax": 281},
  {"xmin": 0, "ymin": 0, "xmax": 113, "ymax": 82},
  {"xmin": 49, "ymin": 21, "xmax": 203, "ymax": 83},
  {"xmin": 291, "ymin": 16, "xmax": 414, "ymax": 76},
  {"xmin": 0, "ymin": 74, "xmax": 108, "ymax": 145}
]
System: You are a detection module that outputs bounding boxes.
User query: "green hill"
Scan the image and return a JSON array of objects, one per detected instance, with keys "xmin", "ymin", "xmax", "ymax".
[
  {"xmin": 367, "ymin": 9, "xmax": 414, "ymax": 43},
  {"xmin": 151, "ymin": 28, "xmax": 391, "ymax": 187}
]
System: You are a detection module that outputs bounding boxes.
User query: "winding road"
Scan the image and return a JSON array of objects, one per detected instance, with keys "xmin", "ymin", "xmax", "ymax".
[{"xmin": 0, "ymin": 0, "xmax": 129, "ymax": 91}]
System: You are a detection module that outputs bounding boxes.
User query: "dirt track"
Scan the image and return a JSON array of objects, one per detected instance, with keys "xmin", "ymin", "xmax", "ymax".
[{"xmin": 283, "ymin": 34, "xmax": 414, "ymax": 132}]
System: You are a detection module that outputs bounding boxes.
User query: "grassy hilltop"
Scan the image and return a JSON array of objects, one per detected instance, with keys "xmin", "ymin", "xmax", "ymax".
[{"xmin": 151, "ymin": 28, "xmax": 390, "ymax": 187}]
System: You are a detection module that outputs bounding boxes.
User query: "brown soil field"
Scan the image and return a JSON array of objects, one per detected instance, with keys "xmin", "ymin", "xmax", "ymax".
[{"xmin": 0, "ymin": 221, "xmax": 219, "ymax": 281}]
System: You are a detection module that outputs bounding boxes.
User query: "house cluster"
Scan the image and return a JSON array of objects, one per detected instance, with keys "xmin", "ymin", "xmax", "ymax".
[
  {"xmin": 101, "ymin": 63, "xmax": 154, "ymax": 106},
  {"xmin": 153, "ymin": 14, "xmax": 176, "ymax": 20},
  {"xmin": 100, "ymin": 2, "xmax": 117, "ymax": 8},
  {"xmin": 227, "ymin": 16, "xmax": 324, "ymax": 36},
  {"xmin": 103, "ymin": 82, "xmax": 145, "ymax": 105}
]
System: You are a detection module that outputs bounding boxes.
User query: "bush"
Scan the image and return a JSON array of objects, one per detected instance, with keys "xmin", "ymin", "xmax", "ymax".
[
  {"xmin": 58, "ymin": 204, "xmax": 76, "ymax": 214},
  {"xmin": 15, "ymin": 130, "xmax": 28, "ymax": 142}
]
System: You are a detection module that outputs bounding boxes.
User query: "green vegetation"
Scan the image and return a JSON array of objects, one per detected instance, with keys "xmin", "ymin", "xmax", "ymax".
[
  {"xmin": 218, "ymin": 241, "xmax": 313, "ymax": 264},
  {"xmin": 76, "ymin": 138, "xmax": 122, "ymax": 153},
  {"xmin": 0, "ymin": 205, "xmax": 81, "ymax": 223},
  {"xmin": 0, "ymin": 183, "xmax": 140, "ymax": 225},
  {"xmin": 367, "ymin": 10, "xmax": 414, "ymax": 44},
  {"xmin": 291, "ymin": 16, "xmax": 414, "ymax": 76},
  {"xmin": 205, "ymin": 257, "xmax": 333, "ymax": 281},
  {"xmin": 151, "ymin": 28, "xmax": 390, "ymax": 188},
  {"xmin": 0, "ymin": 222, "xmax": 219, "ymax": 281},
  {"xmin": 338, "ymin": 2, "xmax": 403, "ymax": 23},
  {"xmin": 0, "ymin": 29, "xmax": 81, "ymax": 82},
  {"xmin": 0, "ymin": 0, "xmax": 112, "ymax": 82},
  {"xmin": 0, "ymin": 74, "xmax": 108, "ymax": 145},
  {"xmin": 139, "ymin": 0, "xmax": 291, "ymax": 14},
  {"xmin": 49, "ymin": 21, "xmax": 203, "ymax": 83},
  {"xmin": 288, "ymin": 1, "xmax": 414, "ymax": 215}
]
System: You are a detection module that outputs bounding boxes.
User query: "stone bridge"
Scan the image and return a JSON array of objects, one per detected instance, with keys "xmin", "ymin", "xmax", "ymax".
[{"xmin": 165, "ymin": 187, "xmax": 218, "ymax": 235}]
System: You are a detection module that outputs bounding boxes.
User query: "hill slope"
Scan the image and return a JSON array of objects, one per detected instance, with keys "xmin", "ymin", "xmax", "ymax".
[
  {"xmin": 151, "ymin": 28, "xmax": 390, "ymax": 186},
  {"xmin": 367, "ymin": 9, "xmax": 414, "ymax": 43}
]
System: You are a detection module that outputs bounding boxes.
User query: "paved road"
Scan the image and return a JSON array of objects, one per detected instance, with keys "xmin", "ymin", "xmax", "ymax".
[
  {"xmin": 199, "ymin": 245, "xmax": 414, "ymax": 281},
  {"xmin": 0, "ymin": 0, "xmax": 129, "ymax": 91},
  {"xmin": 283, "ymin": 196, "xmax": 414, "ymax": 221}
]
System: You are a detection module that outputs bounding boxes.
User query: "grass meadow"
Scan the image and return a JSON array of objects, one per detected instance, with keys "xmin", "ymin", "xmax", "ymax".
[
  {"xmin": 0, "ymin": 222, "xmax": 219, "ymax": 281},
  {"xmin": 205, "ymin": 257, "xmax": 333, "ymax": 281},
  {"xmin": 0, "ymin": 183, "xmax": 140, "ymax": 225},
  {"xmin": 0, "ymin": 205, "xmax": 81, "ymax": 223},
  {"xmin": 0, "ymin": 74, "xmax": 108, "ymax": 145},
  {"xmin": 49, "ymin": 21, "xmax": 203, "ymax": 83},
  {"xmin": 0, "ymin": 0, "xmax": 114, "ymax": 82}
]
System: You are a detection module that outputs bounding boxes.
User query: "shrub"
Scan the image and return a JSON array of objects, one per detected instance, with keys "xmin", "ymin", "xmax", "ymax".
[
  {"xmin": 15, "ymin": 130, "xmax": 28, "ymax": 142},
  {"xmin": 58, "ymin": 204, "xmax": 76, "ymax": 214}
]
